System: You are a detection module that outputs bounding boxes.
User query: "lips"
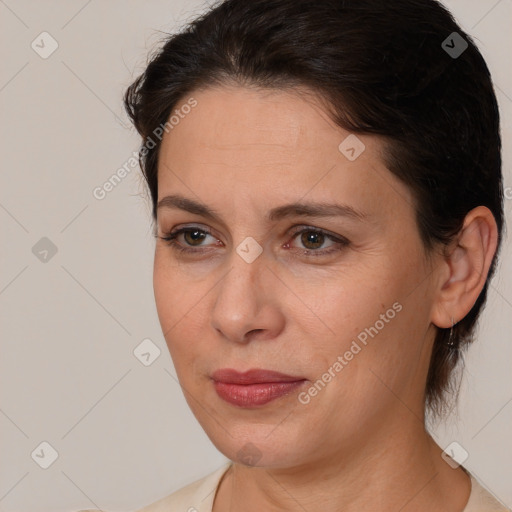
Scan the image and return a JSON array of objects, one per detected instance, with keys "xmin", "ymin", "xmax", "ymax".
[
  {"xmin": 211, "ymin": 368, "xmax": 307, "ymax": 407},
  {"xmin": 211, "ymin": 368, "xmax": 305, "ymax": 384}
]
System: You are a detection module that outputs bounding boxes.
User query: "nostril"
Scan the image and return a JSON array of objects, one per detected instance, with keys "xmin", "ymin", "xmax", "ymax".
[{"xmin": 244, "ymin": 329, "xmax": 265, "ymax": 341}]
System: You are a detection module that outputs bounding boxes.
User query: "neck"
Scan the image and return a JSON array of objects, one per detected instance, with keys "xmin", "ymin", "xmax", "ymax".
[{"xmin": 213, "ymin": 414, "xmax": 471, "ymax": 512}]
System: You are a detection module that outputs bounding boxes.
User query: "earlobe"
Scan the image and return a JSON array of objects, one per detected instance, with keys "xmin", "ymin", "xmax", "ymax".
[{"xmin": 431, "ymin": 206, "xmax": 499, "ymax": 329}]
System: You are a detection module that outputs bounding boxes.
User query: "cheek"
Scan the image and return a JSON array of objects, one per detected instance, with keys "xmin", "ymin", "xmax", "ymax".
[
  {"xmin": 300, "ymin": 264, "xmax": 410, "ymax": 378},
  {"xmin": 297, "ymin": 264, "xmax": 396, "ymax": 338},
  {"xmin": 153, "ymin": 252, "xmax": 214, "ymax": 379},
  {"xmin": 309, "ymin": 273, "xmax": 430, "ymax": 419},
  {"xmin": 153, "ymin": 253, "xmax": 194, "ymax": 352},
  {"xmin": 153, "ymin": 250, "xmax": 199, "ymax": 322},
  {"xmin": 153, "ymin": 254, "xmax": 176, "ymax": 328}
]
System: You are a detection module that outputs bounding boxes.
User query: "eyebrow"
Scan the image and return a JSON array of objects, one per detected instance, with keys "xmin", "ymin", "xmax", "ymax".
[{"xmin": 156, "ymin": 194, "xmax": 368, "ymax": 223}]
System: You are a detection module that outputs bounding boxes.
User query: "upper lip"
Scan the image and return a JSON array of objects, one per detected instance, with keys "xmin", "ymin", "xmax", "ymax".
[{"xmin": 211, "ymin": 368, "xmax": 306, "ymax": 384}]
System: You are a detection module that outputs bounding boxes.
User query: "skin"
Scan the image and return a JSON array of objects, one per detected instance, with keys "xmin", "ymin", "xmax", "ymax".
[{"xmin": 153, "ymin": 85, "xmax": 498, "ymax": 512}]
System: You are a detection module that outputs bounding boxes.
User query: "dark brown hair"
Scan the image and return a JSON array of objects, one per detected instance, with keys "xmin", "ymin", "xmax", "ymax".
[{"xmin": 124, "ymin": 0, "xmax": 504, "ymax": 418}]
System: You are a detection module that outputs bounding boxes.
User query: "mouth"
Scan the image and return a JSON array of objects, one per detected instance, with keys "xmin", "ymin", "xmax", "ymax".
[{"xmin": 211, "ymin": 368, "xmax": 307, "ymax": 407}]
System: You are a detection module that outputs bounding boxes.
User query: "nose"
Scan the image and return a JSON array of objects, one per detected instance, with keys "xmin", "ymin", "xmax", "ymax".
[{"xmin": 210, "ymin": 252, "xmax": 285, "ymax": 344}]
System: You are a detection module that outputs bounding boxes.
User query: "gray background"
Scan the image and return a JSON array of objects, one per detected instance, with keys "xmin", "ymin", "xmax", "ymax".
[{"xmin": 0, "ymin": 0, "xmax": 511, "ymax": 510}]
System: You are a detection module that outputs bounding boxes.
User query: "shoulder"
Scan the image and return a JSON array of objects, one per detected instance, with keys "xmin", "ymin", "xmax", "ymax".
[
  {"xmin": 72, "ymin": 464, "xmax": 512, "ymax": 512},
  {"xmin": 135, "ymin": 462, "xmax": 232, "ymax": 512},
  {"xmin": 463, "ymin": 472, "xmax": 511, "ymax": 512},
  {"xmin": 77, "ymin": 461, "xmax": 232, "ymax": 512}
]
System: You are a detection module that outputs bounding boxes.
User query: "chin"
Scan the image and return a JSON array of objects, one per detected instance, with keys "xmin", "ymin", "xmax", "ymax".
[{"xmin": 199, "ymin": 419, "xmax": 307, "ymax": 468}]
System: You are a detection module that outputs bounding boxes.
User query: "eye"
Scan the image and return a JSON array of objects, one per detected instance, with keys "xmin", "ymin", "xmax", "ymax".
[
  {"xmin": 286, "ymin": 226, "xmax": 349, "ymax": 256},
  {"xmin": 156, "ymin": 224, "xmax": 350, "ymax": 258},
  {"xmin": 157, "ymin": 226, "xmax": 220, "ymax": 254}
]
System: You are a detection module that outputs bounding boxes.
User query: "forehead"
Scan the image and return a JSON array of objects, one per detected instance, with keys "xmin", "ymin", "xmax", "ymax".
[
  {"xmin": 182, "ymin": 86, "xmax": 323, "ymax": 146},
  {"xmin": 157, "ymin": 85, "xmax": 414, "ymax": 222}
]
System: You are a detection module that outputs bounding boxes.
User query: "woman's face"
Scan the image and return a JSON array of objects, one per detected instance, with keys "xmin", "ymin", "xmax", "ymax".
[{"xmin": 154, "ymin": 85, "xmax": 442, "ymax": 468}]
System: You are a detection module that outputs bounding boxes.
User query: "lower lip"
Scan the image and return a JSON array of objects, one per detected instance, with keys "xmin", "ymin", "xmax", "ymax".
[{"xmin": 213, "ymin": 380, "xmax": 306, "ymax": 407}]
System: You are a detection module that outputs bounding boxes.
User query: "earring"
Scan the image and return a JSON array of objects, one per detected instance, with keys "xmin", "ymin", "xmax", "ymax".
[{"xmin": 446, "ymin": 316, "xmax": 456, "ymax": 348}]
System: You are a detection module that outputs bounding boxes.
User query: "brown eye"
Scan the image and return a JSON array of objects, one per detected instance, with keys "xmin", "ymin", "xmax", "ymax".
[
  {"xmin": 157, "ymin": 226, "xmax": 219, "ymax": 254},
  {"xmin": 299, "ymin": 231, "xmax": 327, "ymax": 250},
  {"xmin": 183, "ymin": 229, "xmax": 208, "ymax": 246},
  {"xmin": 288, "ymin": 227, "xmax": 350, "ymax": 257}
]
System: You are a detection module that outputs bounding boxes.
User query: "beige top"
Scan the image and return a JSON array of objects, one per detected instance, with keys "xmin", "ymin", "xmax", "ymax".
[{"xmin": 81, "ymin": 462, "xmax": 510, "ymax": 512}]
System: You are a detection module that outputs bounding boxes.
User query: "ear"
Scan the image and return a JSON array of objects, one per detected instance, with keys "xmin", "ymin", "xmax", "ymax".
[{"xmin": 431, "ymin": 206, "xmax": 499, "ymax": 329}]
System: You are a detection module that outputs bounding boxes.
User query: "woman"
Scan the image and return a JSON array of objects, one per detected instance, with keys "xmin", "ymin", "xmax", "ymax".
[{"xmin": 98, "ymin": 0, "xmax": 509, "ymax": 510}]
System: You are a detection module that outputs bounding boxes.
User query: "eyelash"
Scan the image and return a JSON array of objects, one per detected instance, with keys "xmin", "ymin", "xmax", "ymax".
[{"xmin": 156, "ymin": 225, "xmax": 349, "ymax": 257}]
